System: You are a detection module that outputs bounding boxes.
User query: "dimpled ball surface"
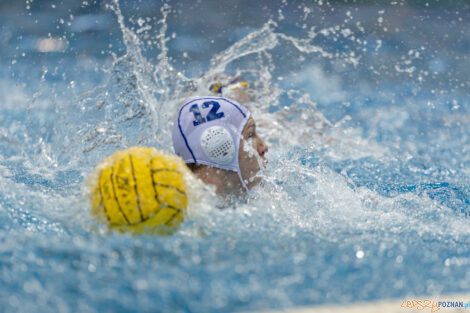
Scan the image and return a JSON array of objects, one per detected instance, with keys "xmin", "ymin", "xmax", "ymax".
[{"xmin": 89, "ymin": 147, "xmax": 189, "ymax": 235}]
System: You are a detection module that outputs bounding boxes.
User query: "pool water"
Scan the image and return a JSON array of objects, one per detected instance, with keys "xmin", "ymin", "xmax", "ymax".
[{"xmin": 1, "ymin": 0, "xmax": 469, "ymax": 312}]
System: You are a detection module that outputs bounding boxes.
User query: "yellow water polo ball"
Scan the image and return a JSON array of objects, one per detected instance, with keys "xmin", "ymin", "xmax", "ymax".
[{"xmin": 88, "ymin": 147, "xmax": 190, "ymax": 235}]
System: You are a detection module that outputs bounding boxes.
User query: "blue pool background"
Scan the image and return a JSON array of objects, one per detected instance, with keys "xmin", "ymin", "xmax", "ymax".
[{"xmin": 1, "ymin": 0, "xmax": 470, "ymax": 312}]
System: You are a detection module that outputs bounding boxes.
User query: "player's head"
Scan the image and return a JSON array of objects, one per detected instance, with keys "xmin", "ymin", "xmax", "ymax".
[
  {"xmin": 208, "ymin": 74, "xmax": 254, "ymax": 104},
  {"xmin": 172, "ymin": 97, "xmax": 268, "ymax": 193}
]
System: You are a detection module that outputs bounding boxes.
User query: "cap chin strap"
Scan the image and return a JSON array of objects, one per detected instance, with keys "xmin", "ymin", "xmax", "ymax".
[
  {"xmin": 234, "ymin": 112, "xmax": 251, "ymax": 193},
  {"xmin": 236, "ymin": 167, "xmax": 250, "ymax": 192}
]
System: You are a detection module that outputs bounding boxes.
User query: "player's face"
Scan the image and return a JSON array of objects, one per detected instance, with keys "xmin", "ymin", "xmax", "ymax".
[{"xmin": 238, "ymin": 117, "xmax": 268, "ymax": 189}]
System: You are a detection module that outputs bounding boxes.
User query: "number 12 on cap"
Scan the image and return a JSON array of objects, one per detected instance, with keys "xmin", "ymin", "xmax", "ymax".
[{"xmin": 190, "ymin": 101, "xmax": 225, "ymax": 126}]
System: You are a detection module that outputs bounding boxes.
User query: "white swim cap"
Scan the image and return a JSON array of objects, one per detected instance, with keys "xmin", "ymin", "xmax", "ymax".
[{"xmin": 172, "ymin": 97, "xmax": 251, "ymax": 191}]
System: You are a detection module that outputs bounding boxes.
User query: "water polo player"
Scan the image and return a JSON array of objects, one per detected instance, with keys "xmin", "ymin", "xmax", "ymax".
[
  {"xmin": 172, "ymin": 96, "xmax": 268, "ymax": 194},
  {"xmin": 207, "ymin": 74, "xmax": 254, "ymax": 104}
]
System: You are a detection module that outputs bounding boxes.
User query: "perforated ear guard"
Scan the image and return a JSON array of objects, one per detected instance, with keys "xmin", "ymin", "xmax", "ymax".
[{"xmin": 200, "ymin": 126, "xmax": 236, "ymax": 165}]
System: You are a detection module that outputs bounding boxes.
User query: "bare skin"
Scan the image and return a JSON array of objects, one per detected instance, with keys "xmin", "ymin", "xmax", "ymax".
[{"xmin": 189, "ymin": 116, "xmax": 268, "ymax": 194}]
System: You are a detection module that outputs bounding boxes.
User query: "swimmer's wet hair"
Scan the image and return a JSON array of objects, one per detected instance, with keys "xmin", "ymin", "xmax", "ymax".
[{"xmin": 187, "ymin": 163, "xmax": 204, "ymax": 172}]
